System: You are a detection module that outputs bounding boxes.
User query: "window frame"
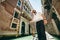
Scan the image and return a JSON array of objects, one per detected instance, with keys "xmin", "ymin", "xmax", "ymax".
[
  {"xmin": 17, "ymin": 0, "xmax": 21, "ymax": 7},
  {"xmin": 14, "ymin": 11, "xmax": 19, "ymax": 19},
  {"xmin": 11, "ymin": 23, "xmax": 17, "ymax": 28}
]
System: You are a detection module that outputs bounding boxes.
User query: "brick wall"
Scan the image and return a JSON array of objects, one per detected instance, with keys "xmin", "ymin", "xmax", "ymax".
[
  {"xmin": 1, "ymin": 0, "xmax": 17, "ymax": 15},
  {"xmin": 0, "ymin": 0, "xmax": 17, "ymax": 31},
  {"xmin": 0, "ymin": 6, "xmax": 12, "ymax": 31},
  {"xmin": 52, "ymin": 0, "xmax": 60, "ymax": 15}
]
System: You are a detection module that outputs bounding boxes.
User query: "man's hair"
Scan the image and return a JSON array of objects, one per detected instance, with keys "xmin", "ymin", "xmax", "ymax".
[{"xmin": 31, "ymin": 10, "xmax": 36, "ymax": 13}]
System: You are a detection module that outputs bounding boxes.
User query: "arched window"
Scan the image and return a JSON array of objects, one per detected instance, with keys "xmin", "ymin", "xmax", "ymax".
[
  {"xmin": 52, "ymin": 12, "xmax": 60, "ymax": 31},
  {"xmin": 21, "ymin": 22, "xmax": 25, "ymax": 35}
]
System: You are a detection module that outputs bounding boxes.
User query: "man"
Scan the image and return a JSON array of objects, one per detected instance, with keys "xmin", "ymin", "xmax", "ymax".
[{"xmin": 30, "ymin": 10, "xmax": 47, "ymax": 40}]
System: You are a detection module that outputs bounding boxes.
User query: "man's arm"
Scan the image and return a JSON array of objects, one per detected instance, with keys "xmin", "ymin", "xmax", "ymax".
[{"xmin": 41, "ymin": 14, "xmax": 48, "ymax": 25}]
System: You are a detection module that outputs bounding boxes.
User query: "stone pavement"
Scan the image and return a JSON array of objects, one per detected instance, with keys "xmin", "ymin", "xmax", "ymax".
[
  {"xmin": 12, "ymin": 32, "xmax": 56, "ymax": 40},
  {"xmin": 0, "ymin": 32, "xmax": 59, "ymax": 40}
]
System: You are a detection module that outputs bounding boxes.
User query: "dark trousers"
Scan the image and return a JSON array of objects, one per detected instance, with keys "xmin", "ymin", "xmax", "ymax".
[{"xmin": 36, "ymin": 20, "xmax": 47, "ymax": 40}]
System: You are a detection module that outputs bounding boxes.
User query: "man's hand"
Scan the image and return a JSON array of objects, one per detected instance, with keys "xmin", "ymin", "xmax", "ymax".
[
  {"xmin": 29, "ymin": 20, "xmax": 34, "ymax": 23},
  {"xmin": 44, "ymin": 19, "xmax": 48, "ymax": 25}
]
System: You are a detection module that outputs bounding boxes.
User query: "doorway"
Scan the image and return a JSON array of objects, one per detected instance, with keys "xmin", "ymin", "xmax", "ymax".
[{"xmin": 21, "ymin": 22, "xmax": 25, "ymax": 35}]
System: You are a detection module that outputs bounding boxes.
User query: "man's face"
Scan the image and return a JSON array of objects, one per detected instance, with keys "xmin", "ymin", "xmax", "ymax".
[{"xmin": 32, "ymin": 10, "xmax": 36, "ymax": 14}]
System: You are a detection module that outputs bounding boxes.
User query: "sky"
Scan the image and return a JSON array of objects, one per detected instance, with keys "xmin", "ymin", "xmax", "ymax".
[{"xmin": 29, "ymin": 0, "xmax": 42, "ymax": 13}]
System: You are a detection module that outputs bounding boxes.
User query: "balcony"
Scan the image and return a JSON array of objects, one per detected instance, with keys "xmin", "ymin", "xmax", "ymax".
[
  {"xmin": 24, "ymin": 0, "xmax": 31, "ymax": 12},
  {"xmin": 22, "ymin": 8, "xmax": 32, "ymax": 20}
]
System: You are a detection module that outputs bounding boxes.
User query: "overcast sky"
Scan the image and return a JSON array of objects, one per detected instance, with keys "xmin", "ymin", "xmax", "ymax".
[{"xmin": 29, "ymin": 0, "xmax": 42, "ymax": 13}]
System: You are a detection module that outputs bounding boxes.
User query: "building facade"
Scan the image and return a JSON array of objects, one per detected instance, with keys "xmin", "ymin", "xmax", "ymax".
[
  {"xmin": 41, "ymin": 0, "xmax": 60, "ymax": 35},
  {"xmin": 0, "ymin": 0, "xmax": 34, "ymax": 37}
]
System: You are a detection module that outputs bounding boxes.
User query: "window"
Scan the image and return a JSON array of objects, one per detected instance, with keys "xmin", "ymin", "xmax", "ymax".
[
  {"xmin": 52, "ymin": 12, "xmax": 57, "ymax": 20},
  {"xmin": 24, "ymin": 6, "xmax": 25, "ymax": 10},
  {"xmin": 27, "ymin": 9, "xmax": 29, "ymax": 13},
  {"xmin": 17, "ymin": 0, "xmax": 21, "ymax": 7},
  {"xmin": 24, "ymin": 6, "xmax": 29, "ymax": 13},
  {"xmin": 52, "ymin": 12, "xmax": 60, "ymax": 31},
  {"xmin": 24, "ymin": 6, "xmax": 27, "ymax": 11},
  {"xmin": 11, "ymin": 23, "xmax": 17, "ymax": 28},
  {"xmin": 14, "ymin": 11, "xmax": 19, "ymax": 18}
]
